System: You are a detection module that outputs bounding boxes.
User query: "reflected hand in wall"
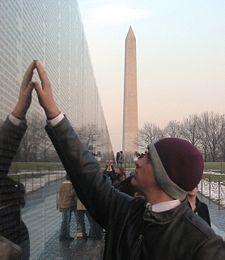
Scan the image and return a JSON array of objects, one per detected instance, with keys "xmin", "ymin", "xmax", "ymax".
[
  {"xmin": 33, "ymin": 61, "xmax": 60, "ymax": 119},
  {"xmin": 12, "ymin": 61, "xmax": 35, "ymax": 119}
]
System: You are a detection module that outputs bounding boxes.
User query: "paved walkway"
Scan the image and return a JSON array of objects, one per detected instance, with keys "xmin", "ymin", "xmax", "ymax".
[
  {"xmin": 21, "ymin": 181, "xmax": 225, "ymax": 259},
  {"xmin": 38, "ymin": 222, "xmax": 104, "ymax": 260},
  {"xmin": 22, "ymin": 180, "xmax": 104, "ymax": 260},
  {"xmin": 22, "ymin": 180, "xmax": 63, "ymax": 259},
  {"xmin": 199, "ymin": 194, "xmax": 225, "ymax": 239}
]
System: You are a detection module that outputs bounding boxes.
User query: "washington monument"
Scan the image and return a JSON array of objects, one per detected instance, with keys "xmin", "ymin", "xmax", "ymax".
[{"xmin": 122, "ymin": 26, "xmax": 138, "ymax": 154}]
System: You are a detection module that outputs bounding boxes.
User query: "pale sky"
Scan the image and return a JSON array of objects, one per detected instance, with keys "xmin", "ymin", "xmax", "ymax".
[{"xmin": 78, "ymin": 0, "xmax": 225, "ymax": 153}]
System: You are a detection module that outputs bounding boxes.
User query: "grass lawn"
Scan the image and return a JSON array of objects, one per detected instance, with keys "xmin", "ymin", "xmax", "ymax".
[
  {"xmin": 204, "ymin": 162, "xmax": 225, "ymax": 174},
  {"xmin": 124, "ymin": 162, "xmax": 225, "ymax": 184},
  {"xmin": 8, "ymin": 161, "xmax": 225, "ymax": 184},
  {"xmin": 9, "ymin": 162, "xmax": 64, "ymax": 182},
  {"xmin": 202, "ymin": 173, "xmax": 225, "ymax": 184},
  {"xmin": 203, "ymin": 162, "xmax": 225, "ymax": 184},
  {"xmin": 10, "ymin": 162, "xmax": 63, "ymax": 173}
]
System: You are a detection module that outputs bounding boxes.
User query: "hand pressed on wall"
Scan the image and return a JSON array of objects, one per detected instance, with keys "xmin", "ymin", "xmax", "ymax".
[
  {"xmin": 33, "ymin": 61, "xmax": 60, "ymax": 119},
  {"xmin": 12, "ymin": 61, "xmax": 35, "ymax": 119}
]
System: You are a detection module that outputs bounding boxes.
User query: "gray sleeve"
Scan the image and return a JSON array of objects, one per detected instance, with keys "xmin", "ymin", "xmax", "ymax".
[
  {"xmin": 194, "ymin": 236, "xmax": 225, "ymax": 260},
  {"xmin": 45, "ymin": 116, "xmax": 132, "ymax": 228},
  {"xmin": 0, "ymin": 117, "xmax": 27, "ymax": 175}
]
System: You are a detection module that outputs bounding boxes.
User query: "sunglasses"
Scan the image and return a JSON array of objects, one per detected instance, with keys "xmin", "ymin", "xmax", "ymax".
[
  {"xmin": 138, "ymin": 153, "xmax": 146, "ymax": 159},
  {"xmin": 138, "ymin": 152, "xmax": 152, "ymax": 162}
]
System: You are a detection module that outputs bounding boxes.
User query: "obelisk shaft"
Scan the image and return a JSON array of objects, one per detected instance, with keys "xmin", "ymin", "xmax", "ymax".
[{"xmin": 123, "ymin": 27, "xmax": 138, "ymax": 154}]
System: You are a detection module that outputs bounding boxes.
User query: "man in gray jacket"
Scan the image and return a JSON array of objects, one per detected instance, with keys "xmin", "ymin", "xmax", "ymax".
[
  {"xmin": 58, "ymin": 176, "xmax": 77, "ymax": 241},
  {"xmin": 31, "ymin": 60, "xmax": 225, "ymax": 259},
  {"xmin": 8, "ymin": 60, "xmax": 225, "ymax": 259}
]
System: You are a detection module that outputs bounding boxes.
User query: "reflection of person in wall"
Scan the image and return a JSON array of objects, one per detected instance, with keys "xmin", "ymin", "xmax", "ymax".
[
  {"xmin": 77, "ymin": 196, "xmax": 103, "ymax": 240},
  {"xmin": 76, "ymin": 198, "xmax": 88, "ymax": 239},
  {"xmin": 0, "ymin": 62, "xmax": 35, "ymax": 259},
  {"xmin": 58, "ymin": 175, "xmax": 77, "ymax": 241},
  {"xmin": 188, "ymin": 187, "xmax": 211, "ymax": 226},
  {"xmin": 103, "ymin": 160, "xmax": 116, "ymax": 184},
  {"xmin": 33, "ymin": 60, "xmax": 225, "ymax": 260}
]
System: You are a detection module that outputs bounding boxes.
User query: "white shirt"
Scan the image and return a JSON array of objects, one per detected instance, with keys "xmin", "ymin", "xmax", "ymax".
[{"xmin": 146, "ymin": 200, "xmax": 181, "ymax": 213}]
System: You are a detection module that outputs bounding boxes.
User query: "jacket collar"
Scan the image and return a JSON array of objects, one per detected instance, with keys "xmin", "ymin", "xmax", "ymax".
[{"xmin": 143, "ymin": 198, "xmax": 189, "ymax": 224}]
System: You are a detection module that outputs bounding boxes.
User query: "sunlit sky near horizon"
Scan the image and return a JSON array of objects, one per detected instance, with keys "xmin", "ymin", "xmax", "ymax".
[{"xmin": 78, "ymin": 0, "xmax": 225, "ymax": 153}]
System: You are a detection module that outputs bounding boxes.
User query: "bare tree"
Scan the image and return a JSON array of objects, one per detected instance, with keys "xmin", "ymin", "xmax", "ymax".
[
  {"xmin": 138, "ymin": 123, "xmax": 164, "ymax": 148},
  {"xmin": 163, "ymin": 120, "xmax": 181, "ymax": 138},
  {"xmin": 219, "ymin": 115, "xmax": 225, "ymax": 161},
  {"xmin": 74, "ymin": 123, "xmax": 114, "ymax": 162},
  {"xmin": 180, "ymin": 115, "xmax": 200, "ymax": 146},
  {"xmin": 16, "ymin": 119, "xmax": 52, "ymax": 162},
  {"xmin": 198, "ymin": 112, "xmax": 225, "ymax": 161},
  {"xmin": 76, "ymin": 123, "xmax": 101, "ymax": 151},
  {"xmin": 219, "ymin": 139, "xmax": 225, "ymax": 161},
  {"xmin": 37, "ymin": 130, "xmax": 53, "ymax": 162}
]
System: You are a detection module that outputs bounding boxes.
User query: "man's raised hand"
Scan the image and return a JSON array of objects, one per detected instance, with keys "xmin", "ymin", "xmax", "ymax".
[
  {"xmin": 12, "ymin": 61, "xmax": 35, "ymax": 119},
  {"xmin": 33, "ymin": 61, "xmax": 60, "ymax": 119}
]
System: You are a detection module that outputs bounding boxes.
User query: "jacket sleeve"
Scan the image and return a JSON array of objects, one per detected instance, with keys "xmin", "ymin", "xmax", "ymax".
[
  {"xmin": 0, "ymin": 117, "xmax": 27, "ymax": 175},
  {"xmin": 45, "ymin": 117, "xmax": 133, "ymax": 229},
  {"xmin": 194, "ymin": 236, "xmax": 225, "ymax": 260}
]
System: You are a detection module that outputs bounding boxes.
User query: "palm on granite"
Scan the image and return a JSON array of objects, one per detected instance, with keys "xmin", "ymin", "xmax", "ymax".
[
  {"xmin": 33, "ymin": 61, "xmax": 60, "ymax": 119},
  {"xmin": 12, "ymin": 61, "xmax": 35, "ymax": 119}
]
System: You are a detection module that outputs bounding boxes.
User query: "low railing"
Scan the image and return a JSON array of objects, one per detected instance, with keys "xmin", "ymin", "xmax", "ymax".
[
  {"xmin": 122, "ymin": 166, "xmax": 225, "ymax": 209},
  {"xmin": 9, "ymin": 167, "xmax": 225, "ymax": 208},
  {"xmin": 8, "ymin": 169, "xmax": 65, "ymax": 193},
  {"xmin": 199, "ymin": 173, "xmax": 225, "ymax": 208}
]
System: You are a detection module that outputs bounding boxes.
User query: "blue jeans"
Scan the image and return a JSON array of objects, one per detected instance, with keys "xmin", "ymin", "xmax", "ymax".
[
  {"xmin": 86, "ymin": 212, "xmax": 103, "ymax": 240},
  {"xmin": 60, "ymin": 208, "xmax": 73, "ymax": 239},
  {"xmin": 77, "ymin": 210, "xmax": 87, "ymax": 237}
]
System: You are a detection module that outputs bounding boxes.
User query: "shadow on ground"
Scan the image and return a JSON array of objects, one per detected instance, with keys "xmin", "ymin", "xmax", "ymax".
[{"xmin": 38, "ymin": 231, "xmax": 104, "ymax": 260}]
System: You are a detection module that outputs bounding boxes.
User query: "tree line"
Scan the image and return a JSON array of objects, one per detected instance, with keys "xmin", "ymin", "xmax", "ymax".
[
  {"xmin": 17, "ymin": 121, "xmax": 105, "ymax": 162},
  {"xmin": 138, "ymin": 111, "xmax": 225, "ymax": 162},
  {"xmin": 0, "ymin": 117, "xmax": 111, "ymax": 162}
]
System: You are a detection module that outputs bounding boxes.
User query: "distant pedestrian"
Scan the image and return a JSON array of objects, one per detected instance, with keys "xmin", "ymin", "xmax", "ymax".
[
  {"xmin": 188, "ymin": 187, "xmax": 211, "ymax": 226},
  {"xmin": 58, "ymin": 176, "xmax": 77, "ymax": 241},
  {"xmin": 103, "ymin": 160, "xmax": 116, "ymax": 183},
  {"xmin": 118, "ymin": 151, "xmax": 124, "ymax": 167},
  {"xmin": 116, "ymin": 151, "xmax": 121, "ymax": 166},
  {"xmin": 87, "ymin": 211, "xmax": 103, "ymax": 241},
  {"xmin": 113, "ymin": 166, "xmax": 126, "ymax": 187},
  {"xmin": 77, "ymin": 198, "xmax": 103, "ymax": 240}
]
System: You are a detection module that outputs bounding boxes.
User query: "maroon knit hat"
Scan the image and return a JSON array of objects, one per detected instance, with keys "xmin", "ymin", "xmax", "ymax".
[{"xmin": 154, "ymin": 138, "xmax": 204, "ymax": 191}]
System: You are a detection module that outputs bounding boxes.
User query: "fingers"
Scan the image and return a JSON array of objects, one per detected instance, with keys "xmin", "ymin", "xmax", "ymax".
[
  {"xmin": 26, "ymin": 82, "xmax": 34, "ymax": 94},
  {"xmin": 33, "ymin": 81, "xmax": 43, "ymax": 96},
  {"xmin": 35, "ymin": 61, "xmax": 51, "ymax": 90},
  {"xmin": 21, "ymin": 61, "xmax": 35, "ymax": 88}
]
